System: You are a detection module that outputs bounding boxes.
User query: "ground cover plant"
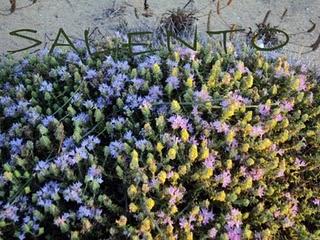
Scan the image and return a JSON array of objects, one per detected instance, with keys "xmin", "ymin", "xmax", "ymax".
[{"xmin": 0, "ymin": 36, "xmax": 319, "ymax": 240}]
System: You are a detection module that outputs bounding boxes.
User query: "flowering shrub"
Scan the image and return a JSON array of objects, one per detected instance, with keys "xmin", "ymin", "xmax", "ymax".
[{"xmin": 0, "ymin": 39, "xmax": 319, "ymax": 240}]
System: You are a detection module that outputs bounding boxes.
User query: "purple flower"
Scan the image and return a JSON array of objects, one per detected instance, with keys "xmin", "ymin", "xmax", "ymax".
[
  {"xmin": 41, "ymin": 115, "xmax": 56, "ymax": 127},
  {"xmin": 250, "ymin": 168, "xmax": 264, "ymax": 181},
  {"xmin": 226, "ymin": 208, "xmax": 242, "ymax": 229},
  {"xmin": 250, "ymin": 125, "xmax": 265, "ymax": 138},
  {"xmin": 109, "ymin": 141, "xmax": 124, "ymax": 158},
  {"xmin": 63, "ymin": 182, "xmax": 83, "ymax": 203},
  {"xmin": 194, "ymin": 89, "xmax": 212, "ymax": 103},
  {"xmin": 168, "ymin": 115, "xmax": 189, "ymax": 130},
  {"xmin": 212, "ymin": 121, "xmax": 230, "ymax": 134},
  {"xmin": 200, "ymin": 208, "xmax": 214, "ymax": 224},
  {"xmin": 67, "ymin": 51, "xmax": 81, "ymax": 63},
  {"xmin": 81, "ymin": 135, "xmax": 101, "ymax": 151},
  {"xmin": 166, "ymin": 76, "xmax": 180, "ymax": 89},
  {"xmin": 168, "ymin": 186, "xmax": 185, "ymax": 205},
  {"xmin": 36, "ymin": 181, "xmax": 60, "ymax": 207},
  {"xmin": 72, "ymin": 112, "xmax": 90, "ymax": 124},
  {"xmin": 131, "ymin": 78, "xmax": 145, "ymax": 90},
  {"xmin": 203, "ymin": 154, "xmax": 216, "ymax": 169},
  {"xmin": 258, "ymin": 104, "xmax": 271, "ymax": 116},
  {"xmin": 257, "ymin": 186, "xmax": 265, "ymax": 198},
  {"xmin": 312, "ymin": 198, "xmax": 320, "ymax": 206},
  {"xmin": 39, "ymin": 81, "xmax": 53, "ymax": 92},
  {"xmin": 10, "ymin": 138, "xmax": 24, "ymax": 155},
  {"xmin": 0, "ymin": 132, "xmax": 5, "ymax": 148},
  {"xmin": 85, "ymin": 69, "xmax": 97, "ymax": 80},
  {"xmin": 77, "ymin": 206, "xmax": 102, "ymax": 219},
  {"xmin": 147, "ymin": 85, "xmax": 163, "ymax": 102},
  {"xmin": 215, "ymin": 170, "xmax": 231, "ymax": 188},
  {"xmin": 54, "ymin": 213, "xmax": 70, "ymax": 226},
  {"xmin": 294, "ymin": 158, "xmax": 306, "ymax": 168},
  {"xmin": 34, "ymin": 160, "xmax": 50, "ymax": 173},
  {"xmin": 208, "ymin": 227, "xmax": 218, "ymax": 239},
  {"xmin": 0, "ymin": 203, "xmax": 19, "ymax": 222},
  {"xmin": 280, "ymin": 100, "xmax": 294, "ymax": 112},
  {"xmin": 297, "ymin": 74, "xmax": 307, "ymax": 91},
  {"xmin": 87, "ymin": 166, "xmax": 103, "ymax": 184}
]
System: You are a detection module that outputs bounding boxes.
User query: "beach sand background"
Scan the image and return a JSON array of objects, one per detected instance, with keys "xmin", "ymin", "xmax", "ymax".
[{"xmin": 0, "ymin": 0, "xmax": 319, "ymax": 66}]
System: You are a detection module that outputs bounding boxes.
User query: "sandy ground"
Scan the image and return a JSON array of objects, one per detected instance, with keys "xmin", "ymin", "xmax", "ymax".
[{"xmin": 0, "ymin": 0, "xmax": 319, "ymax": 67}]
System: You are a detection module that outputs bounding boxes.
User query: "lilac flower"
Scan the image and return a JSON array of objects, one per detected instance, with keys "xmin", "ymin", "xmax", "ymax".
[
  {"xmin": 258, "ymin": 103, "xmax": 271, "ymax": 116},
  {"xmin": 297, "ymin": 74, "xmax": 307, "ymax": 91},
  {"xmin": 24, "ymin": 108, "xmax": 41, "ymax": 125},
  {"xmin": 138, "ymin": 55, "xmax": 161, "ymax": 69},
  {"xmin": 39, "ymin": 81, "xmax": 53, "ymax": 92},
  {"xmin": 176, "ymin": 47, "xmax": 197, "ymax": 61},
  {"xmin": 249, "ymin": 125, "xmax": 265, "ymax": 138},
  {"xmin": 112, "ymin": 74, "xmax": 127, "ymax": 92},
  {"xmin": 83, "ymin": 100, "xmax": 95, "ymax": 109},
  {"xmin": 54, "ymin": 213, "xmax": 70, "ymax": 226},
  {"xmin": 87, "ymin": 166, "xmax": 103, "ymax": 184},
  {"xmin": 41, "ymin": 115, "xmax": 56, "ymax": 127},
  {"xmin": 4, "ymin": 104, "xmax": 17, "ymax": 117},
  {"xmin": 124, "ymin": 130, "xmax": 134, "ymax": 141},
  {"xmin": 135, "ymin": 139, "xmax": 150, "ymax": 151},
  {"xmin": 66, "ymin": 51, "xmax": 81, "ymax": 63},
  {"xmin": 294, "ymin": 158, "xmax": 306, "ymax": 168},
  {"xmin": 63, "ymin": 182, "xmax": 83, "ymax": 203},
  {"xmin": 212, "ymin": 121, "xmax": 230, "ymax": 134},
  {"xmin": 56, "ymin": 66, "xmax": 67, "ymax": 77},
  {"xmin": 167, "ymin": 186, "xmax": 185, "ymax": 205},
  {"xmin": 215, "ymin": 170, "xmax": 231, "ymax": 188},
  {"xmin": 72, "ymin": 112, "xmax": 90, "ymax": 124},
  {"xmin": 208, "ymin": 227, "xmax": 218, "ymax": 239},
  {"xmin": 221, "ymin": 91, "xmax": 251, "ymax": 108},
  {"xmin": 203, "ymin": 154, "xmax": 216, "ymax": 169},
  {"xmin": 0, "ymin": 132, "xmax": 5, "ymax": 148},
  {"xmin": 109, "ymin": 141, "xmax": 124, "ymax": 158},
  {"xmin": 99, "ymin": 83, "xmax": 114, "ymax": 96},
  {"xmin": 0, "ymin": 96, "xmax": 12, "ymax": 106},
  {"xmin": 131, "ymin": 78, "xmax": 145, "ymax": 90},
  {"xmin": 147, "ymin": 85, "xmax": 163, "ymax": 102},
  {"xmin": 250, "ymin": 168, "xmax": 264, "ymax": 181},
  {"xmin": 200, "ymin": 208, "xmax": 214, "ymax": 224},
  {"xmin": 194, "ymin": 89, "xmax": 212, "ymax": 103},
  {"xmin": 10, "ymin": 138, "xmax": 24, "ymax": 155},
  {"xmin": 168, "ymin": 115, "xmax": 189, "ymax": 130},
  {"xmin": 62, "ymin": 137, "xmax": 75, "ymax": 151},
  {"xmin": 166, "ymin": 76, "xmax": 180, "ymax": 89},
  {"xmin": 71, "ymin": 93, "xmax": 82, "ymax": 104},
  {"xmin": 0, "ymin": 203, "xmax": 19, "ymax": 222},
  {"xmin": 280, "ymin": 100, "xmax": 294, "ymax": 112},
  {"xmin": 81, "ymin": 135, "xmax": 101, "ymax": 151},
  {"xmin": 77, "ymin": 206, "xmax": 102, "ymax": 219},
  {"xmin": 85, "ymin": 69, "xmax": 97, "ymax": 80},
  {"xmin": 125, "ymin": 94, "xmax": 144, "ymax": 110},
  {"xmin": 312, "ymin": 198, "xmax": 320, "ymax": 206},
  {"xmin": 257, "ymin": 186, "xmax": 265, "ymax": 198},
  {"xmin": 34, "ymin": 160, "xmax": 50, "ymax": 173},
  {"xmin": 36, "ymin": 181, "xmax": 60, "ymax": 207},
  {"xmin": 226, "ymin": 208, "xmax": 242, "ymax": 229}
]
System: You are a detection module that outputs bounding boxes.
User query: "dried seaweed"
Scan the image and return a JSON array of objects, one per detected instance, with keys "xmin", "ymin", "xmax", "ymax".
[
  {"xmin": 159, "ymin": 7, "xmax": 198, "ymax": 35},
  {"xmin": 217, "ymin": 0, "xmax": 220, "ymax": 15},
  {"xmin": 281, "ymin": 8, "xmax": 287, "ymax": 20}
]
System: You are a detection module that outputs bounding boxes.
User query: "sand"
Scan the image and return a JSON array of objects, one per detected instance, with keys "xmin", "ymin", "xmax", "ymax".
[{"xmin": 0, "ymin": 0, "xmax": 319, "ymax": 66}]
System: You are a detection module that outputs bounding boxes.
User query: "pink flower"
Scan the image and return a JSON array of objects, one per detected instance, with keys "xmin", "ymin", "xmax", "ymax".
[
  {"xmin": 294, "ymin": 158, "xmax": 306, "ymax": 168},
  {"xmin": 203, "ymin": 154, "xmax": 216, "ymax": 169},
  {"xmin": 208, "ymin": 227, "xmax": 217, "ymax": 239},
  {"xmin": 200, "ymin": 208, "xmax": 215, "ymax": 224},
  {"xmin": 298, "ymin": 74, "xmax": 307, "ymax": 91},
  {"xmin": 249, "ymin": 125, "xmax": 265, "ymax": 138},
  {"xmin": 312, "ymin": 198, "xmax": 320, "ymax": 206},
  {"xmin": 250, "ymin": 168, "xmax": 264, "ymax": 181},
  {"xmin": 215, "ymin": 170, "xmax": 231, "ymax": 188},
  {"xmin": 168, "ymin": 186, "xmax": 185, "ymax": 205},
  {"xmin": 168, "ymin": 115, "xmax": 189, "ymax": 130},
  {"xmin": 280, "ymin": 100, "xmax": 294, "ymax": 112},
  {"xmin": 212, "ymin": 121, "xmax": 230, "ymax": 134},
  {"xmin": 257, "ymin": 186, "xmax": 265, "ymax": 197}
]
